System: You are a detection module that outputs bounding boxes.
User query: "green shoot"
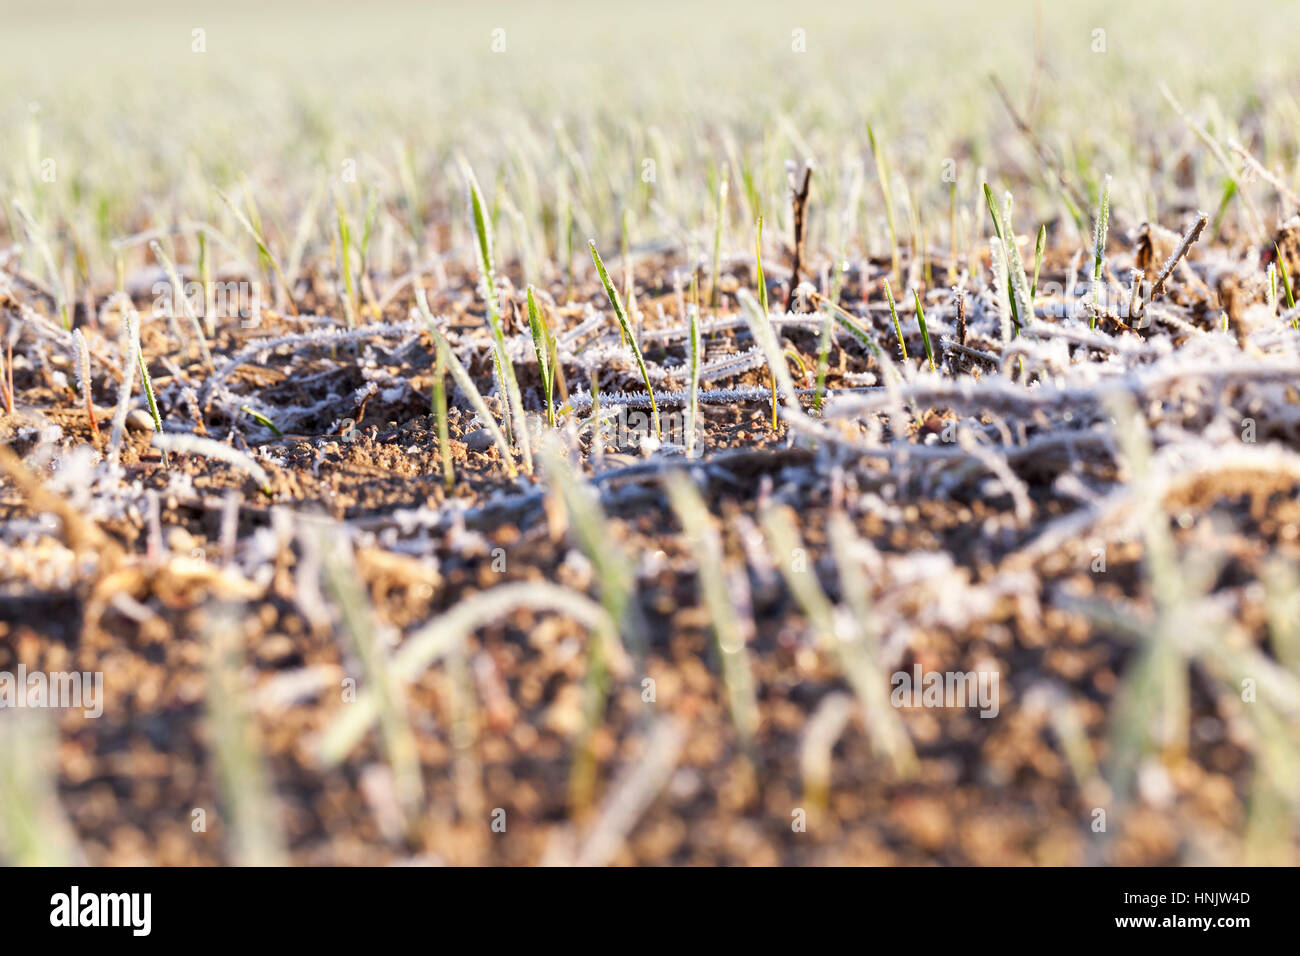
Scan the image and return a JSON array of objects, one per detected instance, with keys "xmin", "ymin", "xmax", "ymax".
[
  {"xmin": 462, "ymin": 162, "xmax": 532, "ymax": 472},
  {"xmin": 432, "ymin": 332, "xmax": 454, "ymax": 491},
  {"xmin": 883, "ymin": 278, "xmax": 909, "ymax": 360},
  {"xmin": 240, "ymin": 405, "xmax": 282, "ymax": 437},
  {"xmin": 982, "ymin": 183, "xmax": 1030, "ymax": 332},
  {"xmin": 415, "ymin": 287, "xmax": 518, "ymax": 478},
  {"xmin": 710, "ymin": 164, "xmax": 729, "ymax": 308},
  {"xmin": 197, "ymin": 228, "xmax": 215, "ymax": 337},
  {"xmin": 72, "ymin": 328, "xmax": 99, "ymax": 443},
  {"xmin": 1275, "ymin": 243, "xmax": 1296, "ymax": 318},
  {"xmin": 215, "ymin": 186, "xmax": 298, "ymax": 316},
  {"xmin": 687, "ymin": 300, "xmax": 701, "ymax": 457},
  {"xmin": 1002, "ymin": 192, "xmax": 1035, "ymax": 324},
  {"xmin": 128, "ymin": 307, "xmax": 167, "ymax": 467},
  {"xmin": 1031, "ymin": 223, "xmax": 1046, "ymax": 299},
  {"xmin": 867, "ymin": 123, "xmax": 901, "ymax": 284},
  {"xmin": 912, "ymin": 288, "xmax": 936, "ymax": 372},
  {"xmin": 11, "ymin": 199, "xmax": 70, "ymax": 330},
  {"xmin": 590, "ymin": 240, "xmax": 659, "ymax": 439},
  {"xmin": 526, "ymin": 286, "xmax": 555, "ymax": 427},
  {"xmin": 151, "ymin": 239, "xmax": 214, "ymax": 371},
  {"xmin": 754, "ymin": 217, "xmax": 778, "ymax": 424},
  {"xmin": 1090, "ymin": 174, "xmax": 1112, "ymax": 328},
  {"xmin": 357, "ymin": 186, "xmax": 380, "ymax": 308},
  {"xmin": 813, "ymin": 302, "xmax": 833, "ymax": 411},
  {"xmin": 335, "ymin": 194, "xmax": 358, "ymax": 327}
]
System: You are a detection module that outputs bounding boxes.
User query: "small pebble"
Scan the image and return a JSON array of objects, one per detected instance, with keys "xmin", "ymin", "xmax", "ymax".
[
  {"xmin": 126, "ymin": 409, "xmax": 156, "ymax": 432},
  {"xmin": 464, "ymin": 428, "xmax": 494, "ymax": 452}
]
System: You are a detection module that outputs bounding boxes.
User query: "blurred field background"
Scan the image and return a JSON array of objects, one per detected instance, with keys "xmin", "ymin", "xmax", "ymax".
[{"xmin": 5, "ymin": 0, "xmax": 1300, "ymax": 284}]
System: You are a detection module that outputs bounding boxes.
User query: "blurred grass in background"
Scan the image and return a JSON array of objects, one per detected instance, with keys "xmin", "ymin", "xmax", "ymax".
[{"xmin": 2, "ymin": 0, "xmax": 1299, "ymax": 289}]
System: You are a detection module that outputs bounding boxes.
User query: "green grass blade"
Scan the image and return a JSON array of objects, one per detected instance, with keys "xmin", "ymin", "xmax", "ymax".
[
  {"xmin": 1032, "ymin": 223, "xmax": 1046, "ymax": 299},
  {"xmin": 415, "ymin": 287, "xmax": 517, "ymax": 478},
  {"xmin": 204, "ymin": 602, "xmax": 288, "ymax": 865},
  {"xmin": 710, "ymin": 165, "xmax": 729, "ymax": 308},
  {"xmin": 867, "ymin": 123, "xmax": 901, "ymax": 284},
  {"xmin": 462, "ymin": 162, "xmax": 531, "ymax": 471},
  {"xmin": 334, "ymin": 195, "xmax": 358, "ymax": 328},
  {"xmin": 590, "ymin": 240, "xmax": 659, "ymax": 439},
  {"xmin": 687, "ymin": 301, "xmax": 701, "ymax": 457},
  {"xmin": 128, "ymin": 307, "xmax": 168, "ymax": 467},
  {"xmin": 1275, "ymin": 243, "xmax": 1296, "ymax": 314},
  {"xmin": 526, "ymin": 285, "xmax": 554, "ymax": 427},
  {"xmin": 883, "ymin": 278, "xmax": 908, "ymax": 360},
  {"xmin": 151, "ymin": 239, "xmax": 214, "ymax": 371},
  {"xmin": 912, "ymin": 287, "xmax": 936, "ymax": 372},
  {"xmin": 240, "ymin": 404, "xmax": 282, "ymax": 437},
  {"xmin": 214, "ymin": 186, "xmax": 297, "ymax": 316},
  {"xmin": 432, "ymin": 333, "xmax": 454, "ymax": 491},
  {"xmin": 664, "ymin": 473, "xmax": 759, "ymax": 758},
  {"xmin": 1090, "ymin": 174, "xmax": 1112, "ymax": 328}
]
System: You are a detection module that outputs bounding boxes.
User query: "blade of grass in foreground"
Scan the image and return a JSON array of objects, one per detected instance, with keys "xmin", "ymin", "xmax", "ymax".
[
  {"xmin": 204, "ymin": 602, "xmax": 287, "ymax": 866},
  {"xmin": 317, "ymin": 580, "xmax": 624, "ymax": 764},
  {"xmin": 664, "ymin": 473, "xmax": 759, "ymax": 761},
  {"xmin": 0, "ymin": 711, "xmax": 84, "ymax": 865},
  {"xmin": 590, "ymin": 240, "xmax": 659, "ymax": 439},
  {"xmin": 825, "ymin": 513, "xmax": 918, "ymax": 777},
  {"xmin": 1101, "ymin": 390, "xmax": 1189, "ymax": 804},
  {"xmin": 539, "ymin": 435, "xmax": 643, "ymax": 809},
  {"xmin": 310, "ymin": 520, "xmax": 424, "ymax": 833},
  {"xmin": 761, "ymin": 504, "xmax": 916, "ymax": 779}
]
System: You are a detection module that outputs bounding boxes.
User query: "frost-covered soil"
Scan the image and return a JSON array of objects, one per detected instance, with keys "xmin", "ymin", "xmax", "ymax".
[{"xmin": 2, "ymin": 210, "xmax": 1300, "ymax": 865}]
